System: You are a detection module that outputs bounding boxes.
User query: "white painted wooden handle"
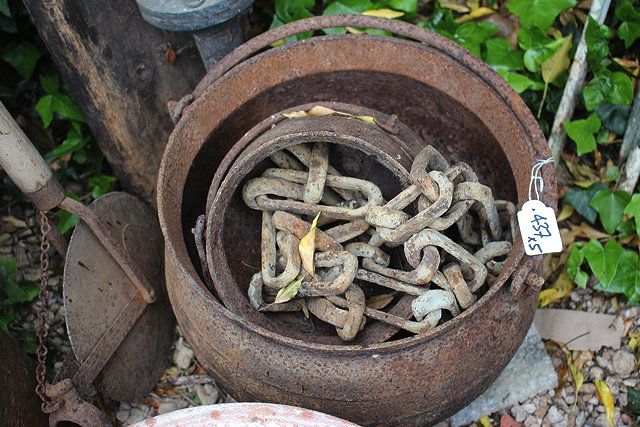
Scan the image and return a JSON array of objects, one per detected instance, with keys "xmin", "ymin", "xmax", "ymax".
[{"xmin": 0, "ymin": 101, "xmax": 54, "ymax": 194}]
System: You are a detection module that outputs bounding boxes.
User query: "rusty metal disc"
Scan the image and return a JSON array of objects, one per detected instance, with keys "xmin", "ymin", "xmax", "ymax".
[{"xmin": 63, "ymin": 192, "xmax": 174, "ymax": 402}]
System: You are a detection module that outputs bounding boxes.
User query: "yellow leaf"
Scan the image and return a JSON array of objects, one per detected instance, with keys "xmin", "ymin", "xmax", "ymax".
[
  {"xmin": 542, "ymin": 37, "xmax": 572, "ymax": 84},
  {"xmin": 440, "ymin": 0, "xmax": 470, "ymax": 12},
  {"xmin": 283, "ymin": 110, "xmax": 308, "ymax": 118},
  {"xmin": 362, "ymin": 9, "xmax": 404, "ymax": 18},
  {"xmin": 573, "ymin": 180, "xmax": 596, "ymax": 188},
  {"xmin": 538, "ymin": 272, "xmax": 573, "ymax": 307},
  {"xmin": 546, "ymin": 27, "xmax": 563, "ymax": 40},
  {"xmin": 356, "ymin": 115, "xmax": 376, "ymax": 124},
  {"xmin": 595, "ymin": 379, "xmax": 615, "ymax": 427},
  {"xmin": 466, "ymin": 0, "xmax": 479, "ymax": 10},
  {"xmin": 345, "ymin": 26, "xmax": 364, "ymax": 34},
  {"xmin": 629, "ymin": 336, "xmax": 640, "ymax": 351},
  {"xmin": 567, "ymin": 353, "xmax": 584, "ymax": 407},
  {"xmin": 270, "ymin": 39, "xmax": 285, "ymax": 48},
  {"xmin": 274, "ymin": 277, "xmax": 303, "ymax": 304},
  {"xmin": 557, "ymin": 203, "xmax": 575, "ymax": 222},
  {"xmin": 299, "ymin": 212, "xmax": 321, "ymax": 276},
  {"xmin": 454, "ymin": 7, "xmax": 494, "ymax": 23},
  {"xmin": 366, "ymin": 294, "xmax": 394, "ymax": 310},
  {"xmin": 479, "ymin": 415, "xmax": 493, "ymax": 427},
  {"xmin": 308, "ymin": 106, "xmax": 336, "ymax": 116}
]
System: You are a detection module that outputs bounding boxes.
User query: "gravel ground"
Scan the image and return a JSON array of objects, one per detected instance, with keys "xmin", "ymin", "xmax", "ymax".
[{"xmin": 1, "ymin": 208, "xmax": 638, "ymax": 426}]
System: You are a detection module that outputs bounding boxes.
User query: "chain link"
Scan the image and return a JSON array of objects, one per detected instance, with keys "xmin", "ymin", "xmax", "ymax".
[{"xmin": 35, "ymin": 211, "xmax": 61, "ymax": 414}]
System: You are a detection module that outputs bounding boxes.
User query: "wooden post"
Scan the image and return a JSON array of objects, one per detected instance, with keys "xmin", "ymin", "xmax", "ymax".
[{"xmin": 23, "ymin": 0, "xmax": 205, "ymax": 205}]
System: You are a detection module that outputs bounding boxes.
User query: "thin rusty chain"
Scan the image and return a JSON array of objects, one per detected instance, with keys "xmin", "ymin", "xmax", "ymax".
[{"xmin": 35, "ymin": 211, "xmax": 62, "ymax": 413}]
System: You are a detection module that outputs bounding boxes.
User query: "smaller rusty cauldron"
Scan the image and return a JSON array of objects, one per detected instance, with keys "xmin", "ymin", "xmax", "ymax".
[{"xmin": 157, "ymin": 15, "xmax": 556, "ymax": 426}]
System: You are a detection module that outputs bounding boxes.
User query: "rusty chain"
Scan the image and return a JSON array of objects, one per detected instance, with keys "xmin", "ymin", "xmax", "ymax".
[
  {"xmin": 227, "ymin": 125, "xmax": 518, "ymax": 341},
  {"xmin": 35, "ymin": 211, "xmax": 62, "ymax": 413}
]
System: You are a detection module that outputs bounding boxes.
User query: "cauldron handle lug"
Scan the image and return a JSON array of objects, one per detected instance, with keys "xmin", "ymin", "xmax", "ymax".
[{"xmin": 509, "ymin": 255, "xmax": 543, "ymax": 296}]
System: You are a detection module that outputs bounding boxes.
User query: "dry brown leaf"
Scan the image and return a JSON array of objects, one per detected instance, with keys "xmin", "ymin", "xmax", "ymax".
[
  {"xmin": 166, "ymin": 47, "xmax": 176, "ymax": 65},
  {"xmin": 568, "ymin": 222, "xmax": 611, "ymax": 240},
  {"xmin": 554, "ymin": 361, "xmax": 569, "ymax": 397},
  {"xmin": 366, "ymin": 294, "xmax": 394, "ymax": 310}
]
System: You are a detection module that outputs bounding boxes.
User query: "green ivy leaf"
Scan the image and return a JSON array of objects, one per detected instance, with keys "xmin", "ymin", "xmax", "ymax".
[
  {"xmin": 0, "ymin": 312, "xmax": 15, "ymax": 334},
  {"xmin": 601, "ymin": 250, "xmax": 640, "ymax": 294},
  {"xmin": 595, "ymin": 104, "xmax": 631, "ymax": 135},
  {"xmin": 322, "ymin": 2, "xmax": 358, "ymax": 34},
  {"xmin": 49, "ymin": 124, "xmax": 90, "ymax": 158},
  {"xmin": 39, "ymin": 75, "xmax": 60, "ymax": 94},
  {"xmin": 619, "ymin": 22, "xmax": 640, "ymax": 48},
  {"xmin": 564, "ymin": 113, "xmax": 601, "ymax": 155},
  {"xmin": 56, "ymin": 193, "xmax": 80, "ymax": 234},
  {"xmin": 275, "ymin": 0, "xmax": 314, "ymax": 23},
  {"xmin": 485, "ymin": 37, "xmax": 524, "ymax": 70},
  {"xmin": 1, "ymin": 41, "xmax": 41, "ymax": 80},
  {"xmin": 0, "ymin": 0, "xmax": 10, "ymax": 18},
  {"xmin": 523, "ymin": 37, "xmax": 566, "ymax": 73},
  {"xmin": 616, "ymin": 1, "xmax": 640, "ymax": 48},
  {"xmin": 88, "ymin": 175, "xmax": 117, "ymax": 198},
  {"xmin": 627, "ymin": 386, "xmax": 640, "ymax": 415},
  {"xmin": 582, "ymin": 239, "xmax": 624, "ymax": 288},
  {"xmin": 497, "ymin": 69, "xmax": 539, "ymax": 93},
  {"xmin": 564, "ymin": 182, "xmax": 607, "ymax": 223},
  {"xmin": 583, "ymin": 70, "xmax": 634, "ymax": 111},
  {"xmin": 507, "ymin": 0, "xmax": 576, "ymax": 30},
  {"xmin": 420, "ymin": 1, "xmax": 458, "ymax": 36},
  {"xmin": 584, "ymin": 16, "xmax": 611, "ymax": 63},
  {"xmin": 566, "ymin": 243, "xmax": 588, "ymax": 287},
  {"xmin": 589, "ymin": 189, "xmax": 631, "ymax": 234},
  {"xmin": 384, "ymin": 0, "xmax": 417, "ymax": 13},
  {"xmin": 518, "ymin": 26, "xmax": 550, "ymax": 50},
  {"xmin": 623, "ymin": 194, "xmax": 640, "ymax": 235},
  {"xmin": 35, "ymin": 93, "xmax": 85, "ymax": 128}
]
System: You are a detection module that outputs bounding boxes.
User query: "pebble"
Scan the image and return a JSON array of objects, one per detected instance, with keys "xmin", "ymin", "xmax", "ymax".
[
  {"xmin": 158, "ymin": 399, "xmax": 188, "ymax": 415},
  {"xmin": 522, "ymin": 403, "xmax": 536, "ymax": 414},
  {"xmin": 589, "ymin": 366, "xmax": 604, "ymax": 381},
  {"xmin": 596, "ymin": 355, "xmax": 609, "ymax": 369},
  {"xmin": 116, "ymin": 402, "xmax": 131, "ymax": 422},
  {"xmin": 511, "ymin": 405, "xmax": 528, "ymax": 422},
  {"xmin": 125, "ymin": 407, "xmax": 148, "ymax": 425},
  {"xmin": 582, "ymin": 383, "xmax": 597, "ymax": 394},
  {"xmin": 623, "ymin": 378, "xmax": 638, "ymax": 387},
  {"xmin": 624, "ymin": 307, "xmax": 638, "ymax": 318},
  {"xmin": 195, "ymin": 383, "xmax": 219, "ymax": 405},
  {"xmin": 524, "ymin": 415, "xmax": 542, "ymax": 427},
  {"xmin": 612, "ymin": 350, "xmax": 636, "ymax": 376},
  {"xmin": 173, "ymin": 346, "xmax": 194, "ymax": 370},
  {"xmin": 545, "ymin": 406, "xmax": 563, "ymax": 424}
]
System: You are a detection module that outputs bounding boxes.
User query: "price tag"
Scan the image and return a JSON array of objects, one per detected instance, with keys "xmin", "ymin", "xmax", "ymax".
[{"xmin": 517, "ymin": 200, "xmax": 562, "ymax": 255}]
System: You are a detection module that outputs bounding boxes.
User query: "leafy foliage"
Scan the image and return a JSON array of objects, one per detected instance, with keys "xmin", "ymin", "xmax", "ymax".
[
  {"xmin": 506, "ymin": 0, "xmax": 576, "ymax": 30},
  {"xmin": 564, "ymin": 113, "xmax": 601, "ymax": 155}
]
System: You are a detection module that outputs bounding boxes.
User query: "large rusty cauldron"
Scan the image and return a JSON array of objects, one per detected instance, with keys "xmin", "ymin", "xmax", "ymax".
[{"xmin": 157, "ymin": 15, "xmax": 557, "ymax": 426}]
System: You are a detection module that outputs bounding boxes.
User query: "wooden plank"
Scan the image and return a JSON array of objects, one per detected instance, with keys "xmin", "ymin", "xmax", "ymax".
[{"xmin": 23, "ymin": 0, "xmax": 205, "ymax": 204}]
